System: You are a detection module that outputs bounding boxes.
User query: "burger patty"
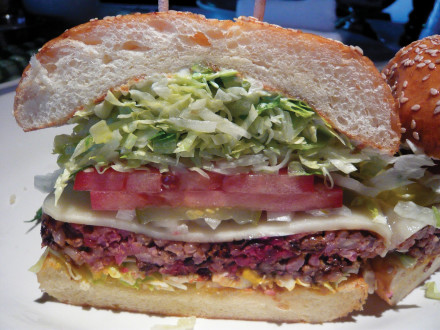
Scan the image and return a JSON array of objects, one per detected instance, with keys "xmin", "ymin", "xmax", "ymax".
[
  {"xmin": 41, "ymin": 214, "xmax": 385, "ymax": 285},
  {"xmin": 396, "ymin": 225, "xmax": 440, "ymax": 261}
]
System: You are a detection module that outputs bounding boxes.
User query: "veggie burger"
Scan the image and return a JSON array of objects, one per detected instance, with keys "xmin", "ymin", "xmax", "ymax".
[{"xmin": 13, "ymin": 12, "xmax": 439, "ymax": 323}]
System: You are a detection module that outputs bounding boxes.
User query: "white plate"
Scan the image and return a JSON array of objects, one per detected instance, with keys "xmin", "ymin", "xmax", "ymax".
[{"xmin": 1, "ymin": 89, "xmax": 439, "ymax": 329}]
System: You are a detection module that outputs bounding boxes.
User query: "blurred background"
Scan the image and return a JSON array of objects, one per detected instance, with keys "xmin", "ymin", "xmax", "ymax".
[{"xmin": 0, "ymin": 0, "xmax": 439, "ymax": 86}]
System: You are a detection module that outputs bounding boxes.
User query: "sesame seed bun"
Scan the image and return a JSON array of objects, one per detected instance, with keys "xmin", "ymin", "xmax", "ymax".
[
  {"xmin": 383, "ymin": 35, "xmax": 440, "ymax": 158},
  {"xmin": 14, "ymin": 11, "xmax": 400, "ymax": 154}
]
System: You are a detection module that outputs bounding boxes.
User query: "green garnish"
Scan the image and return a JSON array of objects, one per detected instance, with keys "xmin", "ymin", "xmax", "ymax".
[
  {"xmin": 425, "ymin": 281, "xmax": 440, "ymax": 300},
  {"xmin": 432, "ymin": 206, "xmax": 440, "ymax": 227}
]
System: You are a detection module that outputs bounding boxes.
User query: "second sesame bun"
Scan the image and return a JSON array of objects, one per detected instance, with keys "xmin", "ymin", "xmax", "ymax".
[{"xmin": 383, "ymin": 35, "xmax": 440, "ymax": 158}]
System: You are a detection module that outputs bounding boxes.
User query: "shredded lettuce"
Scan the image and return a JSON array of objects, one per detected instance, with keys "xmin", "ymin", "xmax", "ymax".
[
  {"xmin": 52, "ymin": 65, "xmax": 362, "ymax": 201},
  {"xmin": 395, "ymin": 252, "xmax": 417, "ymax": 269},
  {"xmin": 28, "ymin": 248, "xmax": 49, "ymax": 273},
  {"xmin": 433, "ymin": 206, "xmax": 440, "ymax": 227},
  {"xmin": 151, "ymin": 317, "xmax": 196, "ymax": 330},
  {"xmin": 394, "ymin": 201, "xmax": 437, "ymax": 227},
  {"xmin": 425, "ymin": 281, "xmax": 440, "ymax": 300}
]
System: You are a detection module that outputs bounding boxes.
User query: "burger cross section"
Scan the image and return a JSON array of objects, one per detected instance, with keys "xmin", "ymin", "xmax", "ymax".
[{"xmin": 13, "ymin": 11, "xmax": 440, "ymax": 324}]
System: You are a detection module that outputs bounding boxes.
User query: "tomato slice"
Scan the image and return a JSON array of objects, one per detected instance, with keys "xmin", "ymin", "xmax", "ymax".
[
  {"xmin": 90, "ymin": 184, "xmax": 342, "ymax": 212},
  {"xmin": 222, "ymin": 173, "xmax": 314, "ymax": 194},
  {"xmin": 126, "ymin": 170, "xmax": 162, "ymax": 193},
  {"xmin": 74, "ymin": 168, "xmax": 162, "ymax": 193},
  {"xmin": 74, "ymin": 167, "xmax": 314, "ymax": 195},
  {"xmin": 162, "ymin": 170, "xmax": 224, "ymax": 191},
  {"xmin": 74, "ymin": 169, "xmax": 128, "ymax": 191}
]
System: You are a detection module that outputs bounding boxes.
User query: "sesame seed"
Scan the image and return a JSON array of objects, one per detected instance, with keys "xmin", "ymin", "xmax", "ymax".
[
  {"xmin": 435, "ymin": 106, "xmax": 440, "ymax": 115},
  {"xmin": 411, "ymin": 104, "xmax": 421, "ymax": 111},
  {"xmin": 425, "ymin": 59, "xmax": 432, "ymax": 64},
  {"xmin": 401, "ymin": 127, "xmax": 407, "ymax": 133},
  {"xmin": 384, "ymin": 68, "xmax": 389, "ymax": 75},
  {"xmin": 423, "ymin": 74, "xmax": 431, "ymax": 81},
  {"xmin": 416, "ymin": 47, "xmax": 421, "ymax": 53},
  {"xmin": 429, "ymin": 63, "xmax": 436, "ymax": 69},
  {"xmin": 419, "ymin": 44, "xmax": 428, "ymax": 48},
  {"xmin": 411, "ymin": 119, "xmax": 416, "ymax": 129},
  {"xmin": 391, "ymin": 63, "xmax": 398, "ymax": 70},
  {"xmin": 403, "ymin": 80, "xmax": 408, "ymax": 88},
  {"xmin": 400, "ymin": 97, "xmax": 409, "ymax": 103},
  {"xmin": 430, "ymin": 88, "xmax": 439, "ymax": 95},
  {"xmin": 381, "ymin": 73, "xmax": 386, "ymax": 79},
  {"xmin": 415, "ymin": 55, "xmax": 423, "ymax": 62},
  {"xmin": 417, "ymin": 62, "xmax": 426, "ymax": 68},
  {"xmin": 426, "ymin": 49, "xmax": 439, "ymax": 56},
  {"xmin": 436, "ymin": 100, "xmax": 440, "ymax": 106},
  {"xmin": 413, "ymin": 132, "xmax": 420, "ymax": 140},
  {"xmin": 354, "ymin": 46, "xmax": 364, "ymax": 55}
]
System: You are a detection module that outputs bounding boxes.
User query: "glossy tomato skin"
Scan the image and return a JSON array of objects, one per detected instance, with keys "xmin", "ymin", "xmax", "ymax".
[{"xmin": 90, "ymin": 184, "xmax": 342, "ymax": 212}]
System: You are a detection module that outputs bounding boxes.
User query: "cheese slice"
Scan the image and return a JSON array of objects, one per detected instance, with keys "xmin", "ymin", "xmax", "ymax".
[{"xmin": 43, "ymin": 185, "xmax": 393, "ymax": 246}]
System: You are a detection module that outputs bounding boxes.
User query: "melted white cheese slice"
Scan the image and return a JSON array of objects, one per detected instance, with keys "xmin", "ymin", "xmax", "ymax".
[
  {"xmin": 43, "ymin": 186, "xmax": 392, "ymax": 246},
  {"xmin": 387, "ymin": 208, "xmax": 437, "ymax": 250}
]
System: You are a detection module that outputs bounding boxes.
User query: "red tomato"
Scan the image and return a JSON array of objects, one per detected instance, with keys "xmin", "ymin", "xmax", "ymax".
[
  {"xmin": 126, "ymin": 170, "xmax": 161, "ymax": 193},
  {"xmin": 74, "ymin": 168, "xmax": 162, "ymax": 193},
  {"xmin": 74, "ymin": 169, "xmax": 128, "ymax": 191},
  {"xmin": 74, "ymin": 167, "xmax": 314, "ymax": 195},
  {"xmin": 90, "ymin": 184, "xmax": 342, "ymax": 212},
  {"xmin": 222, "ymin": 173, "xmax": 314, "ymax": 194},
  {"xmin": 162, "ymin": 170, "xmax": 223, "ymax": 191}
]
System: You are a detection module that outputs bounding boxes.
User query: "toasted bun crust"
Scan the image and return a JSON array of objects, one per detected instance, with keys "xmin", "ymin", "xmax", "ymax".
[
  {"xmin": 14, "ymin": 11, "xmax": 399, "ymax": 154},
  {"xmin": 383, "ymin": 35, "xmax": 440, "ymax": 158},
  {"xmin": 37, "ymin": 253, "xmax": 368, "ymax": 323},
  {"xmin": 371, "ymin": 254, "xmax": 440, "ymax": 305}
]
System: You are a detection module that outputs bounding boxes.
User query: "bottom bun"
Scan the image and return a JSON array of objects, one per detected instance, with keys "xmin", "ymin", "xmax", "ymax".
[
  {"xmin": 37, "ymin": 253, "xmax": 368, "ymax": 323},
  {"xmin": 372, "ymin": 254, "xmax": 440, "ymax": 305}
]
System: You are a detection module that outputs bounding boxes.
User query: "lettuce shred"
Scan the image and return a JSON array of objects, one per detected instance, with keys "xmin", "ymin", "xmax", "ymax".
[
  {"xmin": 151, "ymin": 317, "xmax": 196, "ymax": 330},
  {"xmin": 425, "ymin": 281, "xmax": 440, "ymax": 300}
]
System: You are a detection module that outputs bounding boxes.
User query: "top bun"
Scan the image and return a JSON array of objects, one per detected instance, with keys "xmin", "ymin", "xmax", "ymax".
[
  {"xmin": 384, "ymin": 35, "xmax": 440, "ymax": 158},
  {"xmin": 14, "ymin": 11, "xmax": 399, "ymax": 154}
]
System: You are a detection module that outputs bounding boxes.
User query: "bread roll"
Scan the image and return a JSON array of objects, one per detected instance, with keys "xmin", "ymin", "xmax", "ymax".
[
  {"xmin": 372, "ymin": 253, "xmax": 440, "ymax": 305},
  {"xmin": 383, "ymin": 35, "xmax": 440, "ymax": 157},
  {"xmin": 37, "ymin": 253, "xmax": 368, "ymax": 323},
  {"xmin": 378, "ymin": 35, "xmax": 440, "ymax": 305}
]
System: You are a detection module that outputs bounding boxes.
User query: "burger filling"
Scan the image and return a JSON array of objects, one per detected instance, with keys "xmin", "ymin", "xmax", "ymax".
[
  {"xmin": 40, "ymin": 215, "xmax": 385, "ymax": 290},
  {"xmin": 35, "ymin": 66, "xmax": 440, "ymax": 292},
  {"xmin": 395, "ymin": 226, "xmax": 440, "ymax": 263}
]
